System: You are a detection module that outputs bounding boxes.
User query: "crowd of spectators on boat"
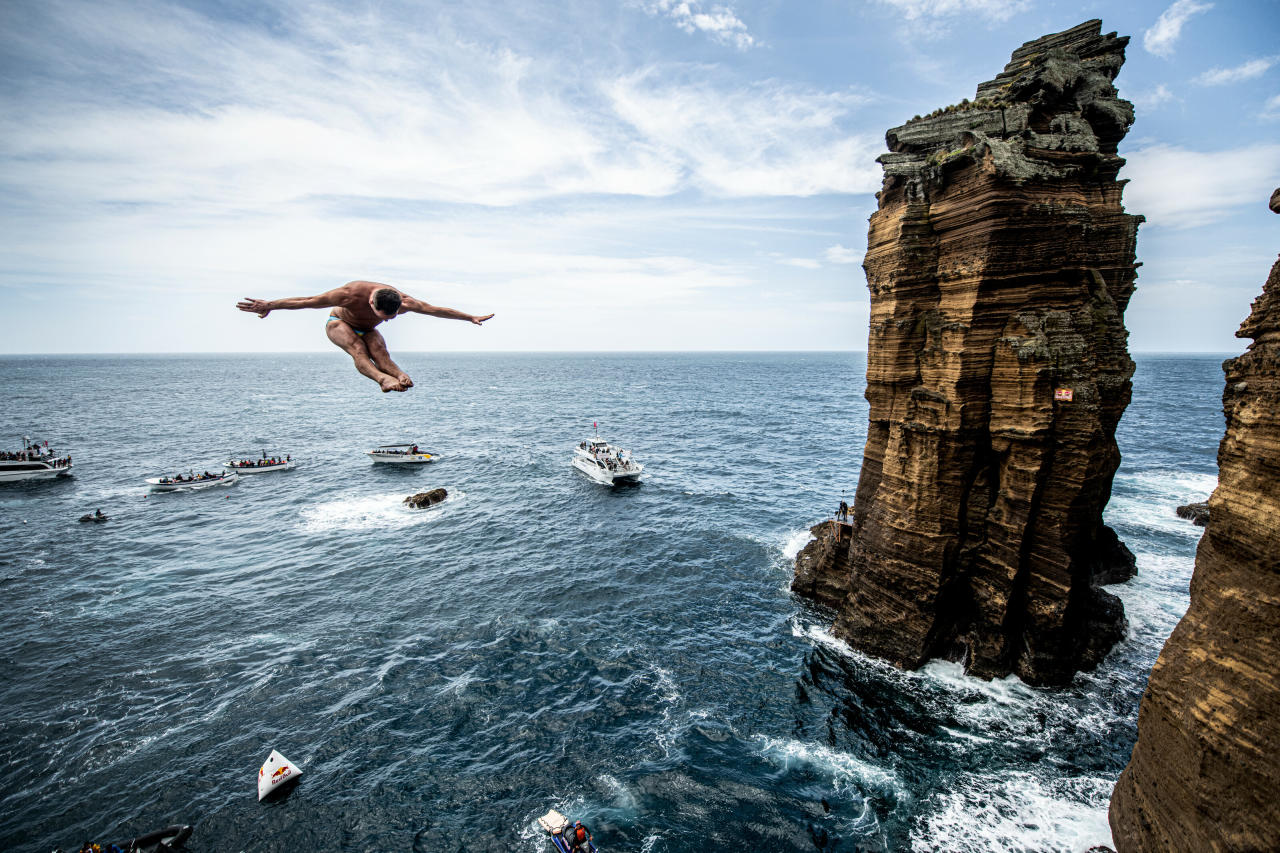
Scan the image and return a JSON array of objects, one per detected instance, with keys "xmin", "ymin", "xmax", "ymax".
[
  {"xmin": 1, "ymin": 445, "xmax": 71, "ymax": 467},
  {"xmin": 582, "ymin": 442, "xmax": 636, "ymax": 471},
  {"xmin": 157, "ymin": 471, "xmax": 221, "ymax": 485},
  {"xmin": 229, "ymin": 452, "xmax": 291, "ymax": 468},
  {"xmin": 373, "ymin": 444, "xmax": 420, "ymax": 455}
]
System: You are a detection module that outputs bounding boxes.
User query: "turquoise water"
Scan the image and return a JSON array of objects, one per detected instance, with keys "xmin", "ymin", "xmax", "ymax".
[{"xmin": 0, "ymin": 353, "xmax": 1223, "ymax": 851}]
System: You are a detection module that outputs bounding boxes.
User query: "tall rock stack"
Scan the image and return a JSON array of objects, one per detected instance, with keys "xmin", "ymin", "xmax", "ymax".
[
  {"xmin": 1109, "ymin": 195, "xmax": 1280, "ymax": 850},
  {"xmin": 793, "ymin": 20, "xmax": 1140, "ymax": 686}
]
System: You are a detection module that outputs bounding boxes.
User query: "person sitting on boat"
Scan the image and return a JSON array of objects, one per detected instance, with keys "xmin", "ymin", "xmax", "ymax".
[
  {"xmin": 564, "ymin": 821, "xmax": 593, "ymax": 851},
  {"xmin": 237, "ymin": 281, "xmax": 494, "ymax": 393}
]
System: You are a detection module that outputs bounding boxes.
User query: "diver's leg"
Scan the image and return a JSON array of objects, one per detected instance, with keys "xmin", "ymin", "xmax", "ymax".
[
  {"xmin": 362, "ymin": 327, "xmax": 413, "ymax": 389},
  {"xmin": 325, "ymin": 319, "xmax": 404, "ymax": 392}
]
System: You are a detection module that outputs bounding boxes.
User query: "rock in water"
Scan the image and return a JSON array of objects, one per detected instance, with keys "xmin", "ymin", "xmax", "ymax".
[
  {"xmin": 791, "ymin": 20, "xmax": 1140, "ymax": 686},
  {"xmin": 1109, "ymin": 196, "xmax": 1280, "ymax": 850},
  {"xmin": 404, "ymin": 488, "xmax": 447, "ymax": 508},
  {"xmin": 1174, "ymin": 501, "xmax": 1209, "ymax": 526}
]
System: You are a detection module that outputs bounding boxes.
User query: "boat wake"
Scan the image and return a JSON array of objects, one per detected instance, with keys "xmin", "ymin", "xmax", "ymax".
[{"xmin": 299, "ymin": 489, "xmax": 464, "ymax": 532}]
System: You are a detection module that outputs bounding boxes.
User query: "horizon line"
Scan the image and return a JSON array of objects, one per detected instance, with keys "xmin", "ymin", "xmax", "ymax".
[{"xmin": 0, "ymin": 349, "xmax": 1242, "ymax": 357}]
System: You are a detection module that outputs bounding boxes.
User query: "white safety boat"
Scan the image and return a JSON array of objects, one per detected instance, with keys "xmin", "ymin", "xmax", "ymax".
[
  {"xmin": 572, "ymin": 437, "xmax": 643, "ymax": 485},
  {"xmin": 0, "ymin": 437, "xmax": 74, "ymax": 483},
  {"xmin": 145, "ymin": 470, "xmax": 239, "ymax": 492},
  {"xmin": 225, "ymin": 454, "xmax": 295, "ymax": 474},
  {"xmin": 367, "ymin": 443, "xmax": 436, "ymax": 464},
  {"xmin": 257, "ymin": 748, "xmax": 302, "ymax": 801}
]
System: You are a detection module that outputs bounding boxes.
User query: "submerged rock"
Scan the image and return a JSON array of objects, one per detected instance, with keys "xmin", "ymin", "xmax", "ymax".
[
  {"xmin": 1110, "ymin": 195, "xmax": 1280, "ymax": 850},
  {"xmin": 1174, "ymin": 501, "xmax": 1209, "ymax": 526},
  {"xmin": 791, "ymin": 20, "xmax": 1140, "ymax": 687},
  {"xmin": 404, "ymin": 488, "xmax": 447, "ymax": 508}
]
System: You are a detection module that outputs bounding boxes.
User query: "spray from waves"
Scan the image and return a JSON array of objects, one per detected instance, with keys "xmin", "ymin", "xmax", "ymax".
[
  {"xmin": 1104, "ymin": 551, "xmax": 1196, "ymax": 641},
  {"xmin": 298, "ymin": 489, "xmax": 465, "ymax": 532},
  {"xmin": 752, "ymin": 734, "xmax": 901, "ymax": 795},
  {"xmin": 1105, "ymin": 494, "xmax": 1208, "ymax": 543},
  {"xmin": 1114, "ymin": 468, "xmax": 1217, "ymax": 502},
  {"xmin": 909, "ymin": 771, "xmax": 1114, "ymax": 853},
  {"xmin": 781, "ymin": 527, "xmax": 815, "ymax": 562},
  {"xmin": 789, "ymin": 619, "xmax": 1121, "ymax": 849},
  {"xmin": 752, "ymin": 735, "xmax": 900, "ymax": 841},
  {"xmin": 649, "ymin": 665, "xmax": 685, "ymax": 758}
]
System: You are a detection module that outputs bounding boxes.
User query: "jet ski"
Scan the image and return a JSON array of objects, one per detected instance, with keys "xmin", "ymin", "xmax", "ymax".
[{"xmin": 538, "ymin": 809, "xmax": 598, "ymax": 852}]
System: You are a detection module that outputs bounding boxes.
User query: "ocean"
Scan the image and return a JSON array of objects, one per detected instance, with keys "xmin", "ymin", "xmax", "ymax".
[{"xmin": 0, "ymin": 352, "xmax": 1225, "ymax": 852}]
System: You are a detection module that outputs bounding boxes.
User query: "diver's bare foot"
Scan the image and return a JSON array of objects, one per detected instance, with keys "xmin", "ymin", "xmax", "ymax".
[
  {"xmin": 397, "ymin": 373, "xmax": 413, "ymax": 389},
  {"xmin": 379, "ymin": 376, "xmax": 405, "ymax": 393}
]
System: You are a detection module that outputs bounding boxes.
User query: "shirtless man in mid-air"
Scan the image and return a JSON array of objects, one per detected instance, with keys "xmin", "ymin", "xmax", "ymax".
[{"xmin": 237, "ymin": 281, "xmax": 493, "ymax": 392}]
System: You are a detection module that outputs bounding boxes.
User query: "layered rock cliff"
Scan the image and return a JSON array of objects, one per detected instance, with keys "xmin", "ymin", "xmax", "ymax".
[
  {"xmin": 1109, "ymin": 197, "xmax": 1280, "ymax": 850},
  {"xmin": 793, "ymin": 20, "xmax": 1140, "ymax": 686}
]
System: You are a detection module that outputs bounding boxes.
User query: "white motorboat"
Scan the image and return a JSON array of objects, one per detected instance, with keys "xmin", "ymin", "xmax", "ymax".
[
  {"xmin": 225, "ymin": 454, "xmax": 296, "ymax": 474},
  {"xmin": 367, "ymin": 443, "xmax": 436, "ymax": 464},
  {"xmin": 146, "ymin": 470, "xmax": 239, "ymax": 492},
  {"xmin": 572, "ymin": 437, "xmax": 643, "ymax": 485},
  {"xmin": 0, "ymin": 437, "xmax": 74, "ymax": 483}
]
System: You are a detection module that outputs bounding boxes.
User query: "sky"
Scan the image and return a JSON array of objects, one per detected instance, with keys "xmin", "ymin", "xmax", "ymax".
[{"xmin": 1, "ymin": 0, "xmax": 1277, "ymax": 353}]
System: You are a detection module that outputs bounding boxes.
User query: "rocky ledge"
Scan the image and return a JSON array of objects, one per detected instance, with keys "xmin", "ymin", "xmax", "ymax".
[
  {"xmin": 404, "ymin": 488, "xmax": 447, "ymax": 508},
  {"xmin": 792, "ymin": 20, "xmax": 1140, "ymax": 686},
  {"xmin": 1109, "ymin": 196, "xmax": 1280, "ymax": 850}
]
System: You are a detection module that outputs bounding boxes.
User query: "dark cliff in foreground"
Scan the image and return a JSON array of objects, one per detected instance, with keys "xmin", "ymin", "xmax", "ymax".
[
  {"xmin": 1109, "ymin": 195, "xmax": 1280, "ymax": 850},
  {"xmin": 793, "ymin": 20, "xmax": 1140, "ymax": 686}
]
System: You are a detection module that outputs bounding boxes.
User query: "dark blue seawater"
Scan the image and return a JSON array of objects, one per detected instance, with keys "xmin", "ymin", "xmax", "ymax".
[{"xmin": 0, "ymin": 353, "xmax": 1226, "ymax": 852}]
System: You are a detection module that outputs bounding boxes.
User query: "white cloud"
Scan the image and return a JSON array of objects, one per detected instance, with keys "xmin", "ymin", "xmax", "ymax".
[
  {"xmin": 1144, "ymin": 0, "xmax": 1213, "ymax": 57},
  {"xmin": 0, "ymin": 1, "xmax": 883, "ymax": 217},
  {"xmin": 606, "ymin": 70, "xmax": 882, "ymax": 196},
  {"xmin": 823, "ymin": 244, "xmax": 864, "ymax": 264},
  {"xmin": 636, "ymin": 0, "xmax": 756, "ymax": 50},
  {"xmin": 1121, "ymin": 143, "xmax": 1280, "ymax": 228},
  {"xmin": 780, "ymin": 257, "xmax": 821, "ymax": 269},
  {"xmin": 1131, "ymin": 84, "xmax": 1177, "ymax": 111},
  {"xmin": 1264, "ymin": 94, "xmax": 1280, "ymax": 119},
  {"xmin": 872, "ymin": 0, "xmax": 1028, "ymax": 22},
  {"xmin": 1194, "ymin": 56, "xmax": 1279, "ymax": 86}
]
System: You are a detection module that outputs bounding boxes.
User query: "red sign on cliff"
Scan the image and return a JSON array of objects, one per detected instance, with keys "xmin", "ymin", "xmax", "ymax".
[{"xmin": 1055, "ymin": 388, "xmax": 1074, "ymax": 402}]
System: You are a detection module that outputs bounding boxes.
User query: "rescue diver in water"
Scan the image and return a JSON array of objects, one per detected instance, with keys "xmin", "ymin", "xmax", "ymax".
[{"xmin": 237, "ymin": 281, "xmax": 493, "ymax": 392}]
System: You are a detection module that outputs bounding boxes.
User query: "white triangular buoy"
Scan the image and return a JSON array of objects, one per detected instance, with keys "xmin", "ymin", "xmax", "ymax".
[{"xmin": 257, "ymin": 748, "xmax": 302, "ymax": 801}]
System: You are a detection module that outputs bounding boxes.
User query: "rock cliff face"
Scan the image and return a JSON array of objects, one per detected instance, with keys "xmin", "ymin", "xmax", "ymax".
[
  {"xmin": 1109, "ymin": 199, "xmax": 1280, "ymax": 851},
  {"xmin": 792, "ymin": 20, "xmax": 1140, "ymax": 686}
]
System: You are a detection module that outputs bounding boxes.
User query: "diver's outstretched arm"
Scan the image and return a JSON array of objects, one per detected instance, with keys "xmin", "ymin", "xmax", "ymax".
[
  {"xmin": 236, "ymin": 287, "xmax": 347, "ymax": 318},
  {"xmin": 399, "ymin": 295, "xmax": 493, "ymax": 325}
]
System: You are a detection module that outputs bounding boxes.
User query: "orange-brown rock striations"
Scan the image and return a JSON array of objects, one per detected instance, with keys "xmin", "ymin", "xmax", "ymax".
[
  {"xmin": 1109, "ymin": 196, "xmax": 1280, "ymax": 851},
  {"xmin": 792, "ymin": 20, "xmax": 1141, "ymax": 686}
]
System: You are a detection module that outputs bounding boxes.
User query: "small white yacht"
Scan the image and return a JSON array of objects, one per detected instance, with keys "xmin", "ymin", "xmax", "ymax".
[
  {"xmin": 572, "ymin": 437, "xmax": 643, "ymax": 485},
  {"xmin": 0, "ymin": 437, "xmax": 74, "ymax": 483},
  {"xmin": 225, "ymin": 453, "xmax": 296, "ymax": 474},
  {"xmin": 367, "ymin": 443, "xmax": 436, "ymax": 464},
  {"xmin": 145, "ymin": 470, "xmax": 239, "ymax": 492}
]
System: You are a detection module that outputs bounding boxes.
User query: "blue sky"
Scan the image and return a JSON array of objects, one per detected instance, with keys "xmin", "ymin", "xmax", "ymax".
[{"xmin": 1, "ymin": 0, "xmax": 1277, "ymax": 353}]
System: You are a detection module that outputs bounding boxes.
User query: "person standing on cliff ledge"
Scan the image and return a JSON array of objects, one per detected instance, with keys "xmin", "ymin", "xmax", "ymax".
[{"xmin": 237, "ymin": 281, "xmax": 494, "ymax": 392}]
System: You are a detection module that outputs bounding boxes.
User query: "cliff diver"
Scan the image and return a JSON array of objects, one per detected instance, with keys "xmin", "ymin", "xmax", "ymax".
[{"xmin": 237, "ymin": 281, "xmax": 493, "ymax": 392}]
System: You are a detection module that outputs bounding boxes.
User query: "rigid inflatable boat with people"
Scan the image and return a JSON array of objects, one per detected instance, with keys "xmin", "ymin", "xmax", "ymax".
[
  {"xmin": 54, "ymin": 822, "xmax": 192, "ymax": 852},
  {"xmin": 225, "ymin": 451, "xmax": 295, "ymax": 473},
  {"xmin": 145, "ymin": 470, "xmax": 239, "ymax": 492}
]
